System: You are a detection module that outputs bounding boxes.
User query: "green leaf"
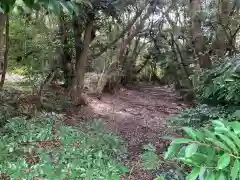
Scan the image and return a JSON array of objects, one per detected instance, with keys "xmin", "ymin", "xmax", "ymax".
[
  {"xmin": 205, "ymin": 171, "xmax": 215, "ymax": 180},
  {"xmin": 229, "ymin": 122, "xmax": 240, "ymax": 134},
  {"xmin": 217, "ymin": 153, "xmax": 231, "ymax": 170},
  {"xmin": 214, "ymin": 127, "xmax": 229, "ymax": 133},
  {"xmin": 186, "ymin": 167, "xmax": 200, "ymax": 180},
  {"xmin": 171, "ymin": 138, "xmax": 192, "ymax": 144},
  {"xmin": 164, "ymin": 143, "xmax": 180, "ymax": 159},
  {"xmin": 199, "ymin": 167, "xmax": 206, "ymax": 178},
  {"xmin": 225, "ymin": 130, "xmax": 240, "ymax": 150},
  {"xmin": 204, "ymin": 129, "xmax": 217, "ymax": 140},
  {"xmin": 212, "ymin": 120, "xmax": 225, "ymax": 127},
  {"xmin": 185, "ymin": 143, "xmax": 198, "ymax": 158},
  {"xmin": 206, "ymin": 137, "xmax": 231, "ymax": 152},
  {"xmin": 141, "ymin": 151, "xmax": 160, "ymax": 170},
  {"xmin": 48, "ymin": 0, "xmax": 61, "ymax": 15},
  {"xmin": 59, "ymin": 1, "xmax": 74, "ymax": 14},
  {"xmin": 194, "ymin": 130, "xmax": 205, "ymax": 141},
  {"xmin": 178, "ymin": 157, "xmax": 199, "ymax": 166},
  {"xmin": 183, "ymin": 127, "xmax": 197, "ymax": 140},
  {"xmin": 216, "ymin": 133, "xmax": 238, "ymax": 154},
  {"xmin": 218, "ymin": 172, "xmax": 227, "ymax": 180},
  {"xmin": 231, "ymin": 159, "xmax": 239, "ymax": 180}
]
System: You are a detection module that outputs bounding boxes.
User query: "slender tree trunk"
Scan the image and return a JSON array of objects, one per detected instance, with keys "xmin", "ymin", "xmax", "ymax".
[
  {"xmin": 190, "ymin": 0, "xmax": 211, "ymax": 68},
  {"xmin": 73, "ymin": 15, "xmax": 83, "ymax": 63},
  {"xmin": 92, "ymin": 3, "xmax": 148, "ymax": 58},
  {"xmin": 0, "ymin": 13, "xmax": 6, "ymax": 78},
  {"xmin": 59, "ymin": 13, "xmax": 73, "ymax": 88},
  {"xmin": 71, "ymin": 19, "xmax": 94, "ymax": 103},
  {"xmin": 0, "ymin": 14, "xmax": 7, "ymax": 89}
]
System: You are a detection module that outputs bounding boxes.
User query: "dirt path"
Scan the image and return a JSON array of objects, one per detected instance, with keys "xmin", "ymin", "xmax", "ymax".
[{"xmin": 79, "ymin": 85, "xmax": 190, "ymax": 179}]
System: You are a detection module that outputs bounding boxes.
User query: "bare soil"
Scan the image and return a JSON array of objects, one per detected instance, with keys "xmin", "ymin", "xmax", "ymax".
[{"xmin": 65, "ymin": 85, "xmax": 191, "ymax": 179}]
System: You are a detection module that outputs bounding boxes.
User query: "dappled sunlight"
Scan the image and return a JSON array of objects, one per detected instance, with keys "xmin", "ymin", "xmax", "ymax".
[{"xmin": 0, "ymin": 0, "xmax": 239, "ymax": 179}]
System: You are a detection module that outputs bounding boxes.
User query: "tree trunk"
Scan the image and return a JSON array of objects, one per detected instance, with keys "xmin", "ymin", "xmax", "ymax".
[
  {"xmin": 0, "ymin": 13, "xmax": 6, "ymax": 78},
  {"xmin": 0, "ymin": 13, "xmax": 7, "ymax": 89},
  {"xmin": 190, "ymin": 0, "xmax": 211, "ymax": 68},
  {"xmin": 73, "ymin": 15, "xmax": 83, "ymax": 63},
  {"xmin": 59, "ymin": 13, "xmax": 73, "ymax": 88},
  {"xmin": 71, "ymin": 19, "xmax": 94, "ymax": 103},
  {"xmin": 215, "ymin": 0, "xmax": 232, "ymax": 56},
  {"xmin": 92, "ymin": 3, "xmax": 148, "ymax": 58}
]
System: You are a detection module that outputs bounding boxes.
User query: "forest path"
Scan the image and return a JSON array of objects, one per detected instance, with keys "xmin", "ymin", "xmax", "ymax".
[{"xmin": 69, "ymin": 85, "xmax": 191, "ymax": 179}]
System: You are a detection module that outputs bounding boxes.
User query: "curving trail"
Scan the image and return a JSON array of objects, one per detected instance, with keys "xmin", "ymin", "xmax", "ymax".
[
  {"xmin": 64, "ymin": 85, "xmax": 190, "ymax": 179},
  {"xmin": 84, "ymin": 85, "xmax": 190, "ymax": 179}
]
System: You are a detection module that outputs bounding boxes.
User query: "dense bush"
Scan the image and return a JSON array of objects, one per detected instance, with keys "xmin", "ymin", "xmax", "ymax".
[
  {"xmin": 198, "ymin": 55, "xmax": 240, "ymax": 105},
  {"xmin": 168, "ymin": 104, "xmax": 237, "ymax": 128},
  {"xmin": 9, "ymin": 15, "xmax": 56, "ymax": 78},
  {"xmin": 165, "ymin": 119, "xmax": 240, "ymax": 180},
  {"xmin": 0, "ymin": 117, "xmax": 129, "ymax": 179}
]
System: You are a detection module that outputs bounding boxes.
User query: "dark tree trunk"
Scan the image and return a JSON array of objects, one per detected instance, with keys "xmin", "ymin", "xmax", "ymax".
[
  {"xmin": 0, "ymin": 14, "xmax": 8, "ymax": 89},
  {"xmin": 71, "ymin": 19, "xmax": 94, "ymax": 103},
  {"xmin": 59, "ymin": 13, "xmax": 74, "ymax": 88}
]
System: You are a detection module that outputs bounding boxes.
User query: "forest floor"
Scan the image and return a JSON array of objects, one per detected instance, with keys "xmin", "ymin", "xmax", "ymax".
[
  {"xmin": 64, "ymin": 84, "xmax": 191, "ymax": 179},
  {"xmin": 2, "ymin": 74, "xmax": 191, "ymax": 179}
]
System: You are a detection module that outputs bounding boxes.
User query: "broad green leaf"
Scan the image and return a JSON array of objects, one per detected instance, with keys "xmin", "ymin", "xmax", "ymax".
[
  {"xmin": 212, "ymin": 120, "xmax": 225, "ymax": 127},
  {"xmin": 186, "ymin": 167, "xmax": 200, "ymax": 180},
  {"xmin": 229, "ymin": 122, "xmax": 240, "ymax": 134},
  {"xmin": 216, "ymin": 133, "xmax": 238, "ymax": 154},
  {"xmin": 185, "ymin": 143, "xmax": 198, "ymax": 158},
  {"xmin": 199, "ymin": 167, "xmax": 206, "ymax": 178},
  {"xmin": 164, "ymin": 143, "xmax": 180, "ymax": 159},
  {"xmin": 231, "ymin": 159, "xmax": 239, "ymax": 180},
  {"xmin": 178, "ymin": 157, "xmax": 199, "ymax": 167},
  {"xmin": 217, "ymin": 153, "xmax": 231, "ymax": 170},
  {"xmin": 225, "ymin": 130, "xmax": 240, "ymax": 150},
  {"xmin": 171, "ymin": 138, "xmax": 192, "ymax": 144},
  {"xmin": 214, "ymin": 127, "xmax": 228, "ymax": 133},
  {"xmin": 183, "ymin": 127, "xmax": 197, "ymax": 140},
  {"xmin": 194, "ymin": 130, "xmax": 205, "ymax": 141},
  {"xmin": 218, "ymin": 172, "xmax": 227, "ymax": 180},
  {"xmin": 206, "ymin": 147, "xmax": 216, "ymax": 161},
  {"xmin": 206, "ymin": 137, "xmax": 231, "ymax": 152},
  {"xmin": 204, "ymin": 129, "xmax": 217, "ymax": 140},
  {"xmin": 205, "ymin": 171, "xmax": 215, "ymax": 180}
]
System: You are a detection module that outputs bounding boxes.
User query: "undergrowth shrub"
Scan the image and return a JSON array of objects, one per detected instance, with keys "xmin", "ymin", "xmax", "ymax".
[
  {"xmin": 0, "ymin": 116, "xmax": 129, "ymax": 179},
  {"xmin": 165, "ymin": 119, "xmax": 240, "ymax": 180},
  {"xmin": 168, "ymin": 104, "xmax": 237, "ymax": 128},
  {"xmin": 140, "ymin": 144, "xmax": 186, "ymax": 180},
  {"xmin": 198, "ymin": 55, "xmax": 240, "ymax": 105}
]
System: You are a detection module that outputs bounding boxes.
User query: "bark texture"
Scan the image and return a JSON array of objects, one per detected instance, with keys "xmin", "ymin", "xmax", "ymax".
[
  {"xmin": 190, "ymin": 0, "xmax": 211, "ymax": 68},
  {"xmin": 71, "ymin": 19, "xmax": 94, "ymax": 103}
]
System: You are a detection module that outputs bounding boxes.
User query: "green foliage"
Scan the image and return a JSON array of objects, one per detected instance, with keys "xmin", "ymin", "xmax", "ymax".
[
  {"xmin": 168, "ymin": 104, "xmax": 234, "ymax": 128},
  {"xmin": 165, "ymin": 119, "xmax": 240, "ymax": 180},
  {"xmin": 140, "ymin": 144, "xmax": 185, "ymax": 180},
  {"xmin": 141, "ymin": 144, "xmax": 160, "ymax": 170},
  {"xmin": 199, "ymin": 55, "xmax": 240, "ymax": 105},
  {"xmin": 1, "ymin": 0, "xmax": 85, "ymax": 14},
  {"xmin": 0, "ymin": 117, "xmax": 129, "ymax": 179},
  {"xmin": 9, "ymin": 15, "xmax": 54, "ymax": 78}
]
